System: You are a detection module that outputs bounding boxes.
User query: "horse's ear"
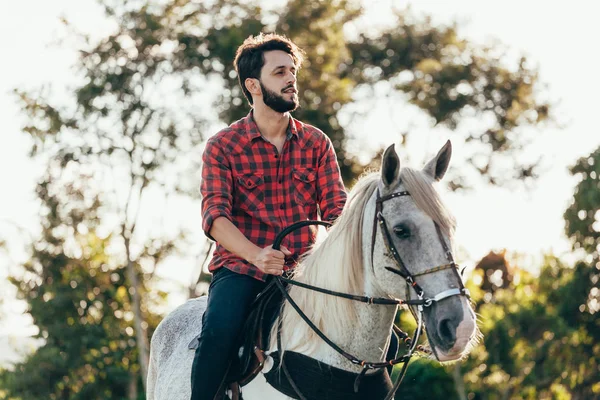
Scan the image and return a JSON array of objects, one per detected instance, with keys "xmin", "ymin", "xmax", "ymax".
[
  {"xmin": 423, "ymin": 140, "xmax": 452, "ymax": 181},
  {"xmin": 381, "ymin": 144, "xmax": 401, "ymax": 188}
]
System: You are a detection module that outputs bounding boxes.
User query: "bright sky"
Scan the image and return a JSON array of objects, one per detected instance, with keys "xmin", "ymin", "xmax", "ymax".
[{"xmin": 1, "ymin": 0, "xmax": 599, "ymax": 364}]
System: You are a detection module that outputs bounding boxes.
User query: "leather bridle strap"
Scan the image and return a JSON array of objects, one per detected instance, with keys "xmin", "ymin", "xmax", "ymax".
[
  {"xmin": 434, "ymin": 223, "xmax": 470, "ymax": 297},
  {"xmin": 411, "ymin": 263, "xmax": 455, "ymax": 277},
  {"xmin": 278, "ymin": 276, "xmax": 430, "ymax": 306},
  {"xmin": 371, "ymin": 190, "xmax": 411, "ymax": 276}
]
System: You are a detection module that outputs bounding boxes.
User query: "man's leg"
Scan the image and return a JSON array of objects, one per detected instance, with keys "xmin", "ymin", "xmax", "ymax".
[{"xmin": 190, "ymin": 268, "xmax": 266, "ymax": 400}]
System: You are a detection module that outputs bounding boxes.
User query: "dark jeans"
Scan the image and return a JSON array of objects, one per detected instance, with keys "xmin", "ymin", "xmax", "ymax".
[
  {"xmin": 191, "ymin": 267, "xmax": 266, "ymax": 400},
  {"xmin": 190, "ymin": 268, "xmax": 400, "ymax": 399}
]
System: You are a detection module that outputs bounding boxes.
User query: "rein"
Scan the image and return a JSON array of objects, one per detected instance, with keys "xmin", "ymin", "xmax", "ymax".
[{"xmin": 269, "ymin": 189, "xmax": 470, "ymax": 400}]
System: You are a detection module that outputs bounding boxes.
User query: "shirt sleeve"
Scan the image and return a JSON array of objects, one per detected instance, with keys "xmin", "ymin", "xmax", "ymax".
[
  {"xmin": 200, "ymin": 137, "xmax": 233, "ymax": 241},
  {"xmin": 316, "ymin": 136, "xmax": 347, "ymax": 223}
]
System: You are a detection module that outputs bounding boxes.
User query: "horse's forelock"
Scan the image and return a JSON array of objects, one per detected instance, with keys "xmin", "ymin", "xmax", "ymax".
[{"xmin": 400, "ymin": 168, "xmax": 456, "ymax": 240}]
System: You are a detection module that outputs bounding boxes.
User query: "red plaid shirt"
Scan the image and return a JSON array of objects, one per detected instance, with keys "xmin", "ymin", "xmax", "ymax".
[{"xmin": 201, "ymin": 111, "xmax": 347, "ymax": 281}]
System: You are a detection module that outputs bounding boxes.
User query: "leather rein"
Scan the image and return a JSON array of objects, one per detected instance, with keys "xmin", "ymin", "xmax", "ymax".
[{"xmin": 270, "ymin": 188, "xmax": 470, "ymax": 400}]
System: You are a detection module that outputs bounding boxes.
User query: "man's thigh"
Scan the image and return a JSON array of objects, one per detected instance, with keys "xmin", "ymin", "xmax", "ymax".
[{"xmin": 202, "ymin": 268, "xmax": 266, "ymax": 330}]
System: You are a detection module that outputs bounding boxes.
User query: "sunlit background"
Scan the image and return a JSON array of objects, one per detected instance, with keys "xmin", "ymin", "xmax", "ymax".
[{"xmin": 1, "ymin": 0, "xmax": 599, "ymax": 399}]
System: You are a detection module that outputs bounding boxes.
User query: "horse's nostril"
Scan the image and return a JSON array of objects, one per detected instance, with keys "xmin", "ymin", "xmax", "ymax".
[{"xmin": 438, "ymin": 318, "xmax": 457, "ymax": 346}]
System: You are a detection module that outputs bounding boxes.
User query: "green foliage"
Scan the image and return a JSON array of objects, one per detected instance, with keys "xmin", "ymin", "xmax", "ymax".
[
  {"xmin": 466, "ymin": 257, "xmax": 599, "ymax": 399},
  {"xmin": 347, "ymin": 13, "xmax": 549, "ymax": 145},
  {"xmin": 565, "ymin": 146, "xmax": 600, "ymax": 255},
  {"xmin": 390, "ymin": 247, "xmax": 598, "ymax": 399},
  {"xmin": 394, "ymin": 359, "xmax": 458, "ymax": 400}
]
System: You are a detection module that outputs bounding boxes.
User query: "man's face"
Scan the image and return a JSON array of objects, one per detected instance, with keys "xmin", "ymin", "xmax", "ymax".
[{"xmin": 258, "ymin": 50, "xmax": 298, "ymax": 113}]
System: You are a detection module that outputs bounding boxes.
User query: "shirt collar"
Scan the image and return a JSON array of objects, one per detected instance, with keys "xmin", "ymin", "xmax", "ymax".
[{"xmin": 244, "ymin": 110, "xmax": 299, "ymax": 142}]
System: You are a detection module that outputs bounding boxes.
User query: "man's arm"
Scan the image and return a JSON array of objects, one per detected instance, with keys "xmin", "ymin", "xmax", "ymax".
[
  {"xmin": 209, "ymin": 217, "xmax": 291, "ymax": 275},
  {"xmin": 200, "ymin": 138, "xmax": 290, "ymax": 275},
  {"xmin": 316, "ymin": 136, "xmax": 347, "ymax": 223}
]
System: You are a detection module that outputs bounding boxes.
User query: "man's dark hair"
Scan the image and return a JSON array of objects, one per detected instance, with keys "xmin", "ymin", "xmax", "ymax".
[{"xmin": 233, "ymin": 33, "xmax": 305, "ymax": 105}]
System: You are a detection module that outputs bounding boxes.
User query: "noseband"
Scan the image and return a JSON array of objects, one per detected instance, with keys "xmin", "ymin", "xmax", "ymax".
[{"xmin": 270, "ymin": 189, "xmax": 470, "ymax": 400}]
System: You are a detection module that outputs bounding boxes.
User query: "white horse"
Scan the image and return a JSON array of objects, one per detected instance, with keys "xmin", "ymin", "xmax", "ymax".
[{"xmin": 147, "ymin": 141, "xmax": 478, "ymax": 400}]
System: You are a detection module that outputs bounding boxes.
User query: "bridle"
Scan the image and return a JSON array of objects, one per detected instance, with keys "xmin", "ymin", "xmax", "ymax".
[
  {"xmin": 270, "ymin": 188, "xmax": 470, "ymax": 400},
  {"xmin": 373, "ymin": 189, "xmax": 469, "ymax": 309}
]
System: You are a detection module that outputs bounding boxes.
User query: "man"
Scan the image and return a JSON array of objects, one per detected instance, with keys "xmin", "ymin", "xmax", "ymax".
[{"xmin": 191, "ymin": 33, "xmax": 347, "ymax": 400}]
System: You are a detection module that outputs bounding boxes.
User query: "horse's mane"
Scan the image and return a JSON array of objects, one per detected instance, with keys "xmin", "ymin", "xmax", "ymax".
[{"xmin": 276, "ymin": 167, "xmax": 456, "ymax": 354}]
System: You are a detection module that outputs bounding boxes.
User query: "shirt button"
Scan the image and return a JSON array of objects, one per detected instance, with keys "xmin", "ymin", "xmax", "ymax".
[
  {"xmin": 278, "ymin": 179, "xmax": 282, "ymax": 184},
  {"xmin": 280, "ymin": 204, "xmax": 284, "ymax": 209},
  {"xmin": 274, "ymin": 154, "xmax": 279, "ymax": 158}
]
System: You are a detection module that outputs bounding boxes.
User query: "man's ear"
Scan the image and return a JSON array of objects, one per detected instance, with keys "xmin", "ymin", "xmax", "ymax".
[{"xmin": 245, "ymin": 78, "xmax": 261, "ymax": 97}]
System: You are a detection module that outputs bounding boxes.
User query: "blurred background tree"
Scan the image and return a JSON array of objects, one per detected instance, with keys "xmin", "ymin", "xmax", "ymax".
[
  {"xmin": 0, "ymin": 0, "xmax": 561, "ymax": 399},
  {"xmin": 167, "ymin": 0, "xmax": 551, "ymax": 186},
  {"xmin": 461, "ymin": 145, "xmax": 600, "ymax": 399}
]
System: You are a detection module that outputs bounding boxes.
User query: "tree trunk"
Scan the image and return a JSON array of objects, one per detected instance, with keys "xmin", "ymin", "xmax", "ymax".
[
  {"xmin": 127, "ymin": 260, "xmax": 149, "ymax": 391},
  {"xmin": 128, "ymin": 370, "xmax": 138, "ymax": 400},
  {"xmin": 188, "ymin": 241, "xmax": 214, "ymax": 299},
  {"xmin": 452, "ymin": 363, "xmax": 467, "ymax": 400}
]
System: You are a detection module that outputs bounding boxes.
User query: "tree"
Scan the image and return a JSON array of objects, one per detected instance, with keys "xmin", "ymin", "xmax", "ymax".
[
  {"xmin": 0, "ymin": 169, "xmax": 165, "ymax": 399},
  {"xmin": 392, "ymin": 246, "xmax": 598, "ymax": 399},
  {"xmin": 462, "ymin": 255, "xmax": 598, "ymax": 399},
  {"xmin": 457, "ymin": 144, "xmax": 600, "ymax": 399},
  {"xmin": 2, "ymin": 0, "xmax": 553, "ymax": 398}
]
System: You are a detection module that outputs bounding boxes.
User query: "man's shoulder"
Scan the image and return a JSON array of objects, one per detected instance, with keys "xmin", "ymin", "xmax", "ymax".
[
  {"xmin": 293, "ymin": 118, "xmax": 330, "ymax": 147},
  {"xmin": 207, "ymin": 116, "xmax": 250, "ymax": 151}
]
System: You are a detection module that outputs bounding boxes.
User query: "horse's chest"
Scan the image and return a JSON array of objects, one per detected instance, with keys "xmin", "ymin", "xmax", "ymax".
[{"xmin": 263, "ymin": 351, "xmax": 392, "ymax": 400}]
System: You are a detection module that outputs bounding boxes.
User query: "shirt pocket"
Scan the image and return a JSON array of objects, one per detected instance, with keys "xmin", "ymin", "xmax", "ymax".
[
  {"xmin": 292, "ymin": 168, "xmax": 317, "ymax": 206},
  {"xmin": 236, "ymin": 173, "xmax": 265, "ymax": 211}
]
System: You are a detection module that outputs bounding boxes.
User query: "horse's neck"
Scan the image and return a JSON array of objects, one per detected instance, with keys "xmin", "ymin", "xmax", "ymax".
[
  {"xmin": 277, "ymin": 190, "xmax": 397, "ymax": 374},
  {"xmin": 326, "ymin": 301, "xmax": 397, "ymax": 371},
  {"xmin": 332, "ymin": 190, "xmax": 398, "ymax": 370}
]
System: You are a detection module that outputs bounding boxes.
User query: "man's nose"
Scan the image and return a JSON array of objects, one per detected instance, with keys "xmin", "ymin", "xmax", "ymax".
[{"xmin": 286, "ymin": 71, "xmax": 296, "ymax": 85}]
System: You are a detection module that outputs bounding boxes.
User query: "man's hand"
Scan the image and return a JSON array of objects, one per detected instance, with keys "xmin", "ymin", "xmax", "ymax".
[
  {"xmin": 209, "ymin": 217, "xmax": 294, "ymax": 276},
  {"xmin": 249, "ymin": 245, "xmax": 292, "ymax": 275}
]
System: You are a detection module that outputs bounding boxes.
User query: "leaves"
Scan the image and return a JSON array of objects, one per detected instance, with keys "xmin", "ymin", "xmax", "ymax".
[{"xmin": 565, "ymin": 147, "xmax": 600, "ymax": 255}]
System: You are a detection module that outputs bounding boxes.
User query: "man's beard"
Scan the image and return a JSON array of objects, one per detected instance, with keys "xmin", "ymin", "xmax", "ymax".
[{"xmin": 260, "ymin": 81, "xmax": 299, "ymax": 113}]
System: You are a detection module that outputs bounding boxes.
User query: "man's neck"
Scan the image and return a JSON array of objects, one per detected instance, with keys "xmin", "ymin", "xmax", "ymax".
[{"xmin": 252, "ymin": 104, "xmax": 290, "ymax": 142}]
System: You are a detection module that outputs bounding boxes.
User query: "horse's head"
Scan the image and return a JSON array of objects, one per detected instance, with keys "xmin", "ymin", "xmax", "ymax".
[{"xmin": 366, "ymin": 141, "xmax": 477, "ymax": 362}]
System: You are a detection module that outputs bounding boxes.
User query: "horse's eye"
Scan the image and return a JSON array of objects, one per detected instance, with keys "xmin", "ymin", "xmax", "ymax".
[{"xmin": 393, "ymin": 225, "xmax": 411, "ymax": 239}]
